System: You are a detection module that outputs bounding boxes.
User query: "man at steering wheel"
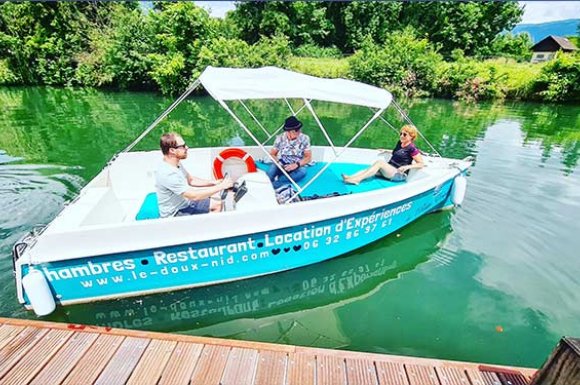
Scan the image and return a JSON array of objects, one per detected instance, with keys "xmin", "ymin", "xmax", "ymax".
[{"xmin": 155, "ymin": 132, "xmax": 233, "ymax": 218}]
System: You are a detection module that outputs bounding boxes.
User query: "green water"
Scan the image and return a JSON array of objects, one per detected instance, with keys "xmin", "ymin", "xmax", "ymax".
[{"xmin": 1, "ymin": 87, "xmax": 579, "ymax": 368}]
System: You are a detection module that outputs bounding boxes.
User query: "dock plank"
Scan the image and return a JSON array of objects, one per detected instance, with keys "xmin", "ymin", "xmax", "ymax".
[
  {"xmin": 126, "ymin": 339, "xmax": 176, "ymax": 385},
  {"xmin": 0, "ymin": 328, "xmax": 73, "ymax": 385},
  {"xmin": 0, "ymin": 317, "xmax": 538, "ymax": 385},
  {"xmin": 190, "ymin": 344, "xmax": 231, "ymax": 385},
  {"xmin": 406, "ymin": 364, "xmax": 439, "ymax": 385},
  {"xmin": 158, "ymin": 342, "xmax": 203, "ymax": 385},
  {"xmin": 376, "ymin": 361, "xmax": 410, "ymax": 385},
  {"xmin": 346, "ymin": 358, "xmax": 378, "ymax": 385},
  {"xmin": 317, "ymin": 355, "xmax": 346, "ymax": 385},
  {"xmin": 479, "ymin": 370, "xmax": 503, "ymax": 385},
  {"xmin": 94, "ymin": 336, "xmax": 150, "ymax": 385},
  {"xmin": 436, "ymin": 366, "xmax": 471, "ymax": 385},
  {"xmin": 496, "ymin": 372, "xmax": 530, "ymax": 385},
  {"xmin": 0, "ymin": 326, "xmax": 48, "ymax": 379},
  {"xmin": 29, "ymin": 332, "xmax": 98, "ymax": 385},
  {"xmin": 287, "ymin": 352, "xmax": 316, "ymax": 385},
  {"xmin": 465, "ymin": 369, "xmax": 485, "ymax": 385},
  {"xmin": 255, "ymin": 350, "xmax": 288, "ymax": 385},
  {"xmin": 0, "ymin": 325, "xmax": 24, "ymax": 351},
  {"xmin": 61, "ymin": 334, "xmax": 125, "ymax": 385},
  {"xmin": 221, "ymin": 347, "xmax": 259, "ymax": 385}
]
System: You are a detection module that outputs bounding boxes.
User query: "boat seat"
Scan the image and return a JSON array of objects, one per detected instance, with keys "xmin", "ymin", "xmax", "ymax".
[
  {"xmin": 46, "ymin": 187, "xmax": 126, "ymax": 232},
  {"xmin": 135, "ymin": 192, "xmax": 160, "ymax": 220}
]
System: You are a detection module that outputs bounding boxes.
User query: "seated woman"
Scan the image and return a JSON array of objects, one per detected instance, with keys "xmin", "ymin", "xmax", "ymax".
[{"xmin": 342, "ymin": 125, "xmax": 424, "ymax": 185}]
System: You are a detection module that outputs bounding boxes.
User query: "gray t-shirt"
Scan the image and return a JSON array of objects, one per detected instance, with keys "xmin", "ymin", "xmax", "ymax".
[{"xmin": 155, "ymin": 161, "xmax": 190, "ymax": 218}]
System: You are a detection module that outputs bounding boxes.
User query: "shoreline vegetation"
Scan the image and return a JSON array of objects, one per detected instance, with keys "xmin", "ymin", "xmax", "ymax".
[{"xmin": 0, "ymin": 2, "xmax": 578, "ymax": 103}]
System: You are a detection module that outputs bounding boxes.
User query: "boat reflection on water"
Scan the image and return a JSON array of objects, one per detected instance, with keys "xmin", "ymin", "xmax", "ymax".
[{"xmin": 49, "ymin": 211, "xmax": 453, "ymax": 333}]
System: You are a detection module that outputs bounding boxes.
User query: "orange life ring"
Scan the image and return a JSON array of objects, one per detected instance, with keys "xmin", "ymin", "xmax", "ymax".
[{"xmin": 213, "ymin": 148, "xmax": 257, "ymax": 179}]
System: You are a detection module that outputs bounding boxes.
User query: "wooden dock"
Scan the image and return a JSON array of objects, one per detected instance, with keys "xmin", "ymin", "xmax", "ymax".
[{"xmin": 0, "ymin": 317, "xmax": 536, "ymax": 385}]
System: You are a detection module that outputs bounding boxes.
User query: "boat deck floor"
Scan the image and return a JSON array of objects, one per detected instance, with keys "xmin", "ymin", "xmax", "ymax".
[
  {"xmin": 255, "ymin": 161, "xmax": 403, "ymax": 197},
  {"xmin": 0, "ymin": 317, "xmax": 536, "ymax": 385}
]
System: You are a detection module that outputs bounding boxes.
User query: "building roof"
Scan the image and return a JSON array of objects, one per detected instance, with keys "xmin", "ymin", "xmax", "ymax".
[{"xmin": 532, "ymin": 35, "xmax": 578, "ymax": 51}]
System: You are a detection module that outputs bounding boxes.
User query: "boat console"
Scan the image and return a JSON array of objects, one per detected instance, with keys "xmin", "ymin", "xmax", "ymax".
[{"xmin": 231, "ymin": 171, "xmax": 278, "ymax": 212}]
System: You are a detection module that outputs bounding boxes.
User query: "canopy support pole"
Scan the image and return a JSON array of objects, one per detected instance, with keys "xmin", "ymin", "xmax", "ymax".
[
  {"xmin": 217, "ymin": 100, "xmax": 300, "ymax": 190},
  {"xmin": 304, "ymin": 99, "xmax": 337, "ymax": 155},
  {"xmin": 376, "ymin": 114, "xmax": 400, "ymax": 136},
  {"xmin": 392, "ymin": 100, "xmax": 441, "ymax": 157},
  {"xmin": 121, "ymin": 79, "xmax": 201, "ymax": 154},
  {"xmin": 239, "ymin": 100, "xmax": 271, "ymax": 139},
  {"xmin": 287, "ymin": 108, "xmax": 385, "ymax": 203},
  {"xmin": 284, "ymin": 98, "xmax": 296, "ymax": 115}
]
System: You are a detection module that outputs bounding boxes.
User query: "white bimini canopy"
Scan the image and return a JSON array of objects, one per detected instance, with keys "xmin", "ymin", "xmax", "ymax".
[{"xmin": 199, "ymin": 66, "xmax": 392, "ymax": 109}]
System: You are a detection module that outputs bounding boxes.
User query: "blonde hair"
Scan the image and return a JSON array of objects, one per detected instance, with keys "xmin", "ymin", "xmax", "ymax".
[{"xmin": 401, "ymin": 125, "xmax": 418, "ymax": 141}]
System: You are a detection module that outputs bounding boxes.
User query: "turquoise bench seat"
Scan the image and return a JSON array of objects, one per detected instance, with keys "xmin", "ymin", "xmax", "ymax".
[
  {"xmin": 135, "ymin": 192, "xmax": 160, "ymax": 220},
  {"xmin": 255, "ymin": 161, "xmax": 401, "ymax": 196}
]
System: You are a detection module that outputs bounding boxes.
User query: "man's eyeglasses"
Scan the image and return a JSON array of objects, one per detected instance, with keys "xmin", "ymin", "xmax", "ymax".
[{"xmin": 173, "ymin": 144, "xmax": 187, "ymax": 149}]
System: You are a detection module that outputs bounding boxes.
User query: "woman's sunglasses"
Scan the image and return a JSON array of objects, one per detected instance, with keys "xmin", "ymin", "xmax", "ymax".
[{"xmin": 400, "ymin": 132, "xmax": 409, "ymax": 137}]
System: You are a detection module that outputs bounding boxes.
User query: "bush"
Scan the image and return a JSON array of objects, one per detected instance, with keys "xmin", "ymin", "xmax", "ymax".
[
  {"xmin": 532, "ymin": 52, "xmax": 580, "ymax": 102},
  {"xmin": 434, "ymin": 57, "xmax": 542, "ymax": 101},
  {"xmin": 0, "ymin": 59, "xmax": 17, "ymax": 84},
  {"xmin": 147, "ymin": 52, "xmax": 187, "ymax": 96},
  {"xmin": 480, "ymin": 33, "xmax": 533, "ymax": 62},
  {"xmin": 197, "ymin": 37, "xmax": 252, "ymax": 69},
  {"xmin": 348, "ymin": 28, "xmax": 443, "ymax": 97},
  {"xmin": 75, "ymin": 6, "xmax": 153, "ymax": 90},
  {"xmin": 249, "ymin": 34, "xmax": 292, "ymax": 67},
  {"xmin": 293, "ymin": 44, "xmax": 342, "ymax": 58},
  {"xmin": 288, "ymin": 57, "xmax": 350, "ymax": 78},
  {"xmin": 196, "ymin": 34, "xmax": 291, "ymax": 73}
]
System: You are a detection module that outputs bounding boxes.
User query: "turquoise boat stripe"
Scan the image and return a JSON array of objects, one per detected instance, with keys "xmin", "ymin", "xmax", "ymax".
[{"xmin": 24, "ymin": 179, "xmax": 453, "ymax": 305}]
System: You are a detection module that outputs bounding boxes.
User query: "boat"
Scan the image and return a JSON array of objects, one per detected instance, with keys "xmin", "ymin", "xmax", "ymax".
[{"xmin": 13, "ymin": 66, "xmax": 471, "ymax": 316}]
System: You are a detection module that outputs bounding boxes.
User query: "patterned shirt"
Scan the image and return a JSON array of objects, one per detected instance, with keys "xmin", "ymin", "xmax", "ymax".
[{"xmin": 273, "ymin": 133, "xmax": 311, "ymax": 165}]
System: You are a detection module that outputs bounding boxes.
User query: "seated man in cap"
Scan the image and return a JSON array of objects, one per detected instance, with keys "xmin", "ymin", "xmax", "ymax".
[{"xmin": 267, "ymin": 116, "xmax": 312, "ymax": 189}]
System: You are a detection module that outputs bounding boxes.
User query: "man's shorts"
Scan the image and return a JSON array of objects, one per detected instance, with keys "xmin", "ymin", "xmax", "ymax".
[{"xmin": 175, "ymin": 198, "xmax": 211, "ymax": 216}]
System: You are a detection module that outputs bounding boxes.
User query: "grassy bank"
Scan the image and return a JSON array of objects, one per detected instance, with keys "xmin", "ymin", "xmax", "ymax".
[{"xmin": 287, "ymin": 54, "xmax": 578, "ymax": 103}]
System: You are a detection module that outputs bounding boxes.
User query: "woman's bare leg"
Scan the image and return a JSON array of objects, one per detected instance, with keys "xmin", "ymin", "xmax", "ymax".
[{"xmin": 343, "ymin": 160, "xmax": 397, "ymax": 185}]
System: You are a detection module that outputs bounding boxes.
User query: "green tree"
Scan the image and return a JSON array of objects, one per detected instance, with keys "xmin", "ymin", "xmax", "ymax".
[
  {"xmin": 533, "ymin": 52, "xmax": 580, "ymax": 102},
  {"xmin": 398, "ymin": 2, "xmax": 523, "ymax": 57},
  {"xmin": 147, "ymin": 2, "xmax": 216, "ymax": 94},
  {"xmin": 75, "ymin": 4, "xmax": 153, "ymax": 89},
  {"xmin": 349, "ymin": 28, "xmax": 443, "ymax": 97},
  {"xmin": 229, "ymin": 1, "xmax": 523, "ymax": 56},
  {"xmin": 486, "ymin": 33, "xmax": 533, "ymax": 61},
  {"xmin": 331, "ymin": 2, "xmax": 402, "ymax": 51},
  {"xmin": 0, "ymin": 2, "xmax": 128, "ymax": 85},
  {"xmin": 231, "ymin": 2, "xmax": 332, "ymax": 47}
]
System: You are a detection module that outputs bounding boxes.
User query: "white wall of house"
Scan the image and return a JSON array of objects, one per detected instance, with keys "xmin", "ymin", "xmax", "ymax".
[{"xmin": 531, "ymin": 51, "xmax": 556, "ymax": 63}]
